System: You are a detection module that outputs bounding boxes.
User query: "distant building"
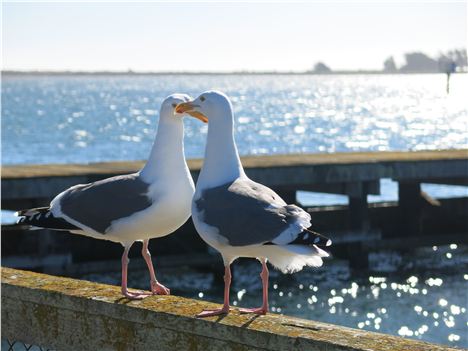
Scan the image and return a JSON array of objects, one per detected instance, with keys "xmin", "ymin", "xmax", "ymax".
[
  {"xmin": 399, "ymin": 52, "xmax": 439, "ymax": 73},
  {"xmin": 313, "ymin": 62, "xmax": 332, "ymax": 74},
  {"xmin": 383, "ymin": 56, "xmax": 397, "ymax": 73}
]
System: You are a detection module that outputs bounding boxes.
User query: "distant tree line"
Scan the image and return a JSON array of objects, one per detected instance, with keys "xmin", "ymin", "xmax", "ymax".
[
  {"xmin": 312, "ymin": 48, "xmax": 467, "ymax": 74},
  {"xmin": 384, "ymin": 49, "xmax": 467, "ymax": 73}
]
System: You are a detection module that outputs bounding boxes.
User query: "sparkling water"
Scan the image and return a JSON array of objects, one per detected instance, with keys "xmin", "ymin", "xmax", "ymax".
[{"xmin": 2, "ymin": 74, "xmax": 467, "ymax": 166}]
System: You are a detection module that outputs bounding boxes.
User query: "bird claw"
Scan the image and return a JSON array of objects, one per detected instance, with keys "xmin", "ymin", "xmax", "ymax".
[
  {"xmin": 196, "ymin": 307, "xmax": 230, "ymax": 318},
  {"xmin": 239, "ymin": 307, "xmax": 268, "ymax": 315},
  {"xmin": 151, "ymin": 281, "xmax": 170, "ymax": 295},
  {"xmin": 122, "ymin": 290, "xmax": 152, "ymax": 300}
]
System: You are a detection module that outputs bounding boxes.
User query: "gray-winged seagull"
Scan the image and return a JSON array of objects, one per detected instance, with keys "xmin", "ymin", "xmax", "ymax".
[
  {"xmin": 16, "ymin": 94, "xmax": 200, "ymax": 299},
  {"xmin": 176, "ymin": 91, "xmax": 331, "ymax": 317}
]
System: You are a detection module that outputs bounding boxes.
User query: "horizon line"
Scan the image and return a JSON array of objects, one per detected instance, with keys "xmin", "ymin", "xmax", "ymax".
[{"xmin": 3, "ymin": 69, "xmax": 466, "ymax": 76}]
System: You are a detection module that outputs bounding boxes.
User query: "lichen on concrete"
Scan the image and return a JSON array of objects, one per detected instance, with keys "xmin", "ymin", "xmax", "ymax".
[{"xmin": 1, "ymin": 267, "xmax": 458, "ymax": 351}]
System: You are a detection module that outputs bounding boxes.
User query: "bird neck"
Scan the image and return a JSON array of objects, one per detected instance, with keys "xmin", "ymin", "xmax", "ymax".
[
  {"xmin": 198, "ymin": 116, "xmax": 245, "ymax": 189},
  {"xmin": 140, "ymin": 117, "xmax": 188, "ymax": 183}
]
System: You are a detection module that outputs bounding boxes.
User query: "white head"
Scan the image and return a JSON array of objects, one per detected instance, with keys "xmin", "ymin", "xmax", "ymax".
[
  {"xmin": 160, "ymin": 93, "xmax": 193, "ymax": 121},
  {"xmin": 140, "ymin": 93, "xmax": 195, "ymax": 182},
  {"xmin": 175, "ymin": 91, "xmax": 244, "ymax": 187},
  {"xmin": 174, "ymin": 90, "xmax": 233, "ymax": 124}
]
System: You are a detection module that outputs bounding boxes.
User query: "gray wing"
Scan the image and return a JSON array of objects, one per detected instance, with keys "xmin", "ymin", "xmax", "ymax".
[
  {"xmin": 58, "ymin": 173, "xmax": 152, "ymax": 234},
  {"xmin": 195, "ymin": 178, "xmax": 307, "ymax": 246}
]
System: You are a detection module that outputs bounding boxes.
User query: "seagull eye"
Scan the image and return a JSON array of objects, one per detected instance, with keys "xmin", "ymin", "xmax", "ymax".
[
  {"xmin": 200, "ymin": 96, "xmax": 206, "ymax": 102},
  {"xmin": 172, "ymin": 103, "xmax": 177, "ymax": 108}
]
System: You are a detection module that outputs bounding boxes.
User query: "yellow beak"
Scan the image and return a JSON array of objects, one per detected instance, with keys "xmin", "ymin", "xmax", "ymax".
[{"xmin": 175, "ymin": 102, "xmax": 208, "ymax": 123}]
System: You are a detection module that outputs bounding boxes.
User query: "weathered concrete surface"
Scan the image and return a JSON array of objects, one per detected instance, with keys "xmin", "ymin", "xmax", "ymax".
[
  {"xmin": 1, "ymin": 267, "xmax": 457, "ymax": 351},
  {"xmin": 2, "ymin": 150, "xmax": 467, "ymax": 200}
]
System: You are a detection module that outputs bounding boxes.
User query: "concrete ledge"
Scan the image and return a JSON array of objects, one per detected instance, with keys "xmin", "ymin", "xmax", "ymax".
[{"xmin": 1, "ymin": 267, "xmax": 456, "ymax": 351}]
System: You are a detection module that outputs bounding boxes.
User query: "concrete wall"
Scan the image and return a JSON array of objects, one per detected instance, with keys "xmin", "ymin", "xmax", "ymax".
[{"xmin": 1, "ymin": 267, "xmax": 456, "ymax": 351}]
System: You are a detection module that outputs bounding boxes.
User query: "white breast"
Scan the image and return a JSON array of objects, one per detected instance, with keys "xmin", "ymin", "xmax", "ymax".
[{"xmin": 106, "ymin": 175, "xmax": 194, "ymax": 242}]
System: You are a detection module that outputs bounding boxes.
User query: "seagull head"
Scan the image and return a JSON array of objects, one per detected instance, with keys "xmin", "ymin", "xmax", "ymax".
[
  {"xmin": 174, "ymin": 90, "xmax": 233, "ymax": 124},
  {"xmin": 160, "ymin": 93, "xmax": 193, "ymax": 120}
]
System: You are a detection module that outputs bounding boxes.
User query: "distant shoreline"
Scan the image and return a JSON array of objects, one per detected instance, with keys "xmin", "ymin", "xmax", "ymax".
[{"xmin": 2, "ymin": 70, "xmax": 465, "ymax": 76}]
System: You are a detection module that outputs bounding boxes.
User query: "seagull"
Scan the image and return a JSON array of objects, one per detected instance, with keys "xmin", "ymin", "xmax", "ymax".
[
  {"xmin": 16, "ymin": 94, "xmax": 198, "ymax": 299},
  {"xmin": 175, "ymin": 91, "xmax": 331, "ymax": 317}
]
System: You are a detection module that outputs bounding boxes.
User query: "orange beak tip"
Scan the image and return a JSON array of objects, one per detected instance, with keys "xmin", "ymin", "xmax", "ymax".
[
  {"xmin": 174, "ymin": 102, "xmax": 208, "ymax": 123},
  {"xmin": 191, "ymin": 111, "xmax": 208, "ymax": 123}
]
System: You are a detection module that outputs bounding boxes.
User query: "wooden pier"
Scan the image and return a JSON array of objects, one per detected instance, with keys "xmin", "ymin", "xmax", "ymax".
[
  {"xmin": 2, "ymin": 150, "xmax": 467, "ymax": 271},
  {"xmin": 3, "ymin": 149, "xmax": 467, "ymax": 226}
]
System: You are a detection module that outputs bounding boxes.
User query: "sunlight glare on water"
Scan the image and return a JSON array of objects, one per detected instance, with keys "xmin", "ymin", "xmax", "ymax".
[{"xmin": 2, "ymin": 74, "xmax": 467, "ymax": 165}]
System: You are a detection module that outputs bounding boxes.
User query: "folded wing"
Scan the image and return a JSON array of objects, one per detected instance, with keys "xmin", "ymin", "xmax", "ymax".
[{"xmin": 195, "ymin": 178, "xmax": 331, "ymax": 247}]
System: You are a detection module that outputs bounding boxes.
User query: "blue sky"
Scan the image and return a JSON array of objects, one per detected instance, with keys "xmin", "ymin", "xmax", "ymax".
[{"xmin": 2, "ymin": 2, "xmax": 467, "ymax": 71}]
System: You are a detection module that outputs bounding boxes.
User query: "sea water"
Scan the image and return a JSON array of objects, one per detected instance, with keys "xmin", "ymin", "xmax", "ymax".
[{"xmin": 2, "ymin": 74, "xmax": 467, "ymax": 165}]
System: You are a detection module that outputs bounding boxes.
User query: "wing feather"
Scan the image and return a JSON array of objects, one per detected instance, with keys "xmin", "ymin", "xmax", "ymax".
[{"xmin": 196, "ymin": 178, "xmax": 313, "ymax": 246}]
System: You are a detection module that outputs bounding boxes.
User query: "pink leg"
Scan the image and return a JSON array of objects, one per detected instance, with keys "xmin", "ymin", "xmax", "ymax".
[
  {"xmin": 239, "ymin": 259, "xmax": 269, "ymax": 314},
  {"xmin": 141, "ymin": 240, "xmax": 170, "ymax": 295},
  {"xmin": 197, "ymin": 265, "xmax": 231, "ymax": 317},
  {"xmin": 121, "ymin": 243, "xmax": 151, "ymax": 300}
]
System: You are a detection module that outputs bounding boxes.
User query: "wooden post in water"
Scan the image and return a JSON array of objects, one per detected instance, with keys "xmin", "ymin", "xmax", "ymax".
[
  {"xmin": 346, "ymin": 183, "xmax": 371, "ymax": 269},
  {"xmin": 347, "ymin": 182, "xmax": 370, "ymax": 231},
  {"xmin": 398, "ymin": 181, "xmax": 423, "ymax": 236},
  {"xmin": 443, "ymin": 61, "xmax": 456, "ymax": 94}
]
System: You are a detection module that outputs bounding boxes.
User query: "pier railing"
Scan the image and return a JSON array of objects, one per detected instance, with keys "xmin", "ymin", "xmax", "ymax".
[
  {"xmin": 1, "ymin": 267, "xmax": 456, "ymax": 351},
  {"xmin": 3, "ymin": 150, "xmax": 468, "ymax": 233}
]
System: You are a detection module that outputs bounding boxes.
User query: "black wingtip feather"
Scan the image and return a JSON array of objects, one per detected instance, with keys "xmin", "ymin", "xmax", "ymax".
[
  {"xmin": 294, "ymin": 228, "xmax": 332, "ymax": 247},
  {"xmin": 16, "ymin": 207, "xmax": 80, "ymax": 231}
]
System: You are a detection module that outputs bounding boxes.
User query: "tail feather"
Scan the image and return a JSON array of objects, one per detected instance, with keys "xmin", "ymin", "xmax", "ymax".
[
  {"xmin": 283, "ymin": 244, "xmax": 329, "ymax": 258},
  {"xmin": 16, "ymin": 207, "xmax": 79, "ymax": 231},
  {"xmin": 16, "ymin": 206, "xmax": 49, "ymax": 217},
  {"xmin": 262, "ymin": 245, "xmax": 324, "ymax": 273},
  {"xmin": 290, "ymin": 228, "xmax": 332, "ymax": 247}
]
